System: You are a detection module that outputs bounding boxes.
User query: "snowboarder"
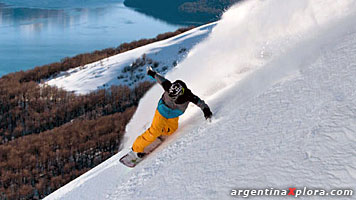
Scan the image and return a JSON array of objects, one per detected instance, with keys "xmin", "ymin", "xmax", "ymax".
[{"xmin": 124, "ymin": 67, "xmax": 212, "ymax": 164}]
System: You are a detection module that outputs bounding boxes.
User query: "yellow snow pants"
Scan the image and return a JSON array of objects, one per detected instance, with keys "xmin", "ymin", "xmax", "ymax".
[{"xmin": 132, "ymin": 109, "xmax": 179, "ymax": 153}]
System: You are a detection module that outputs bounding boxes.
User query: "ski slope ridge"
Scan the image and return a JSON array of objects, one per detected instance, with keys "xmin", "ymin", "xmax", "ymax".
[
  {"xmin": 46, "ymin": 0, "xmax": 356, "ymax": 199},
  {"xmin": 46, "ymin": 22, "xmax": 216, "ymax": 94}
]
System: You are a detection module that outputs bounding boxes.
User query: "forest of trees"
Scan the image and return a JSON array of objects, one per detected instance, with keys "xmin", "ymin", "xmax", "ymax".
[
  {"xmin": 0, "ymin": 26, "xmax": 194, "ymax": 199},
  {"xmin": 0, "ymin": 106, "xmax": 137, "ymax": 199},
  {"xmin": 0, "ymin": 79, "xmax": 152, "ymax": 199},
  {"xmin": 0, "ymin": 76, "xmax": 150, "ymax": 144}
]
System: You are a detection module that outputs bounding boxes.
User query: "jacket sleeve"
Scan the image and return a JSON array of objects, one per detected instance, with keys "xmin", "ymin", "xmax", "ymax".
[
  {"xmin": 188, "ymin": 91, "xmax": 210, "ymax": 110},
  {"xmin": 154, "ymin": 73, "xmax": 171, "ymax": 92}
]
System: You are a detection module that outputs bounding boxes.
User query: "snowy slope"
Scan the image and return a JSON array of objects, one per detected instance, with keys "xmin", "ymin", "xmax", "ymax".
[
  {"xmin": 46, "ymin": 0, "xmax": 356, "ymax": 199},
  {"xmin": 46, "ymin": 23, "xmax": 215, "ymax": 94}
]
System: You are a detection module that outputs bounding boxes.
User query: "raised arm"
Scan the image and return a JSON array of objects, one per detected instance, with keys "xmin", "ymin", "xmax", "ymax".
[{"xmin": 147, "ymin": 67, "xmax": 171, "ymax": 91}]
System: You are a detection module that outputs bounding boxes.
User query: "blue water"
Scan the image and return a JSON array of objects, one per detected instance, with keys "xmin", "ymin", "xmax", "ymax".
[{"xmin": 0, "ymin": 0, "xmax": 181, "ymax": 76}]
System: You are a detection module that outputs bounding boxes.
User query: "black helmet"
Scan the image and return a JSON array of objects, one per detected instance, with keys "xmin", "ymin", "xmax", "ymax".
[{"xmin": 168, "ymin": 81, "xmax": 185, "ymax": 98}]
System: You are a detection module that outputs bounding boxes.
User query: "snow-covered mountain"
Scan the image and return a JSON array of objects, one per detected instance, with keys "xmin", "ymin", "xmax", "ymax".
[
  {"xmin": 46, "ymin": 23, "xmax": 216, "ymax": 94},
  {"xmin": 46, "ymin": 0, "xmax": 356, "ymax": 199}
]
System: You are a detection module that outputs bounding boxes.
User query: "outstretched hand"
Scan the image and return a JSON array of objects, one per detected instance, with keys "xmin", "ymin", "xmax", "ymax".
[
  {"xmin": 203, "ymin": 107, "xmax": 213, "ymax": 120},
  {"xmin": 147, "ymin": 66, "xmax": 156, "ymax": 78}
]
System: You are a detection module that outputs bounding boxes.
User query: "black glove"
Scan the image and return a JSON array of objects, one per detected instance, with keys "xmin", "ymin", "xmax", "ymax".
[
  {"xmin": 203, "ymin": 107, "xmax": 213, "ymax": 120},
  {"xmin": 147, "ymin": 66, "xmax": 156, "ymax": 78}
]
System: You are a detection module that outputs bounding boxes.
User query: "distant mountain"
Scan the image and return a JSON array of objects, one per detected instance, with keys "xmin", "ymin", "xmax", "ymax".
[{"xmin": 124, "ymin": 0, "xmax": 240, "ymax": 25}]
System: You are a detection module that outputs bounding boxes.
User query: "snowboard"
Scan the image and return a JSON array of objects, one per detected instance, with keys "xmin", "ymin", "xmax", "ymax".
[{"xmin": 120, "ymin": 136, "xmax": 166, "ymax": 168}]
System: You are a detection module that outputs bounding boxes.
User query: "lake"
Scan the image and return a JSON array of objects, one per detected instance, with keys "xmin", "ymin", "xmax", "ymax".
[{"xmin": 0, "ymin": 0, "xmax": 182, "ymax": 77}]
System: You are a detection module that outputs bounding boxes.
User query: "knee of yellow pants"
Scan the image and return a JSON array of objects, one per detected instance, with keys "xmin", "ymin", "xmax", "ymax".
[
  {"xmin": 132, "ymin": 114, "xmax": 165, "ymax": 153},
  {"xmin": 162, "ymin": 117, "xmax": 179, "ymax": 136},
  {"xmin": 132, "ymin": 110, "xmax": 178, "ymax": 152},
  {"xmin": 132, "ymin": 128, "xmax": 159, "ymax": 153}
]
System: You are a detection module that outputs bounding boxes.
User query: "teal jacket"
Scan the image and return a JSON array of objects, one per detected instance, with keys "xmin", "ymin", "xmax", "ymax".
[{"xmin": 153, "ymin": 73, "xmax": 209, "ymax": 119}]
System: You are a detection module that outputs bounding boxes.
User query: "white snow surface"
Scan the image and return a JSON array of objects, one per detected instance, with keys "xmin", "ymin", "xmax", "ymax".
[{"xmin": 46, "ymin": 0, "xmax": 356, "ymax": 199}]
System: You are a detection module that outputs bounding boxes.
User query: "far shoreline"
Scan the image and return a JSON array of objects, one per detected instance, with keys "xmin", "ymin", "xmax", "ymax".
[
  {"xmin": 0, "ymin": 26, "xmax": 196, "ymax": 82},
  {"xmin": 0, "ymin": 1, "xmax": 187, "ymax": 78}
]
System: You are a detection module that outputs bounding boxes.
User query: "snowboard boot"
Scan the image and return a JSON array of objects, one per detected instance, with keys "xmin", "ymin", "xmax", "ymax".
[{"xmin": 127, "ymin": 149, "xmax": 145, "ymax": 163}]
